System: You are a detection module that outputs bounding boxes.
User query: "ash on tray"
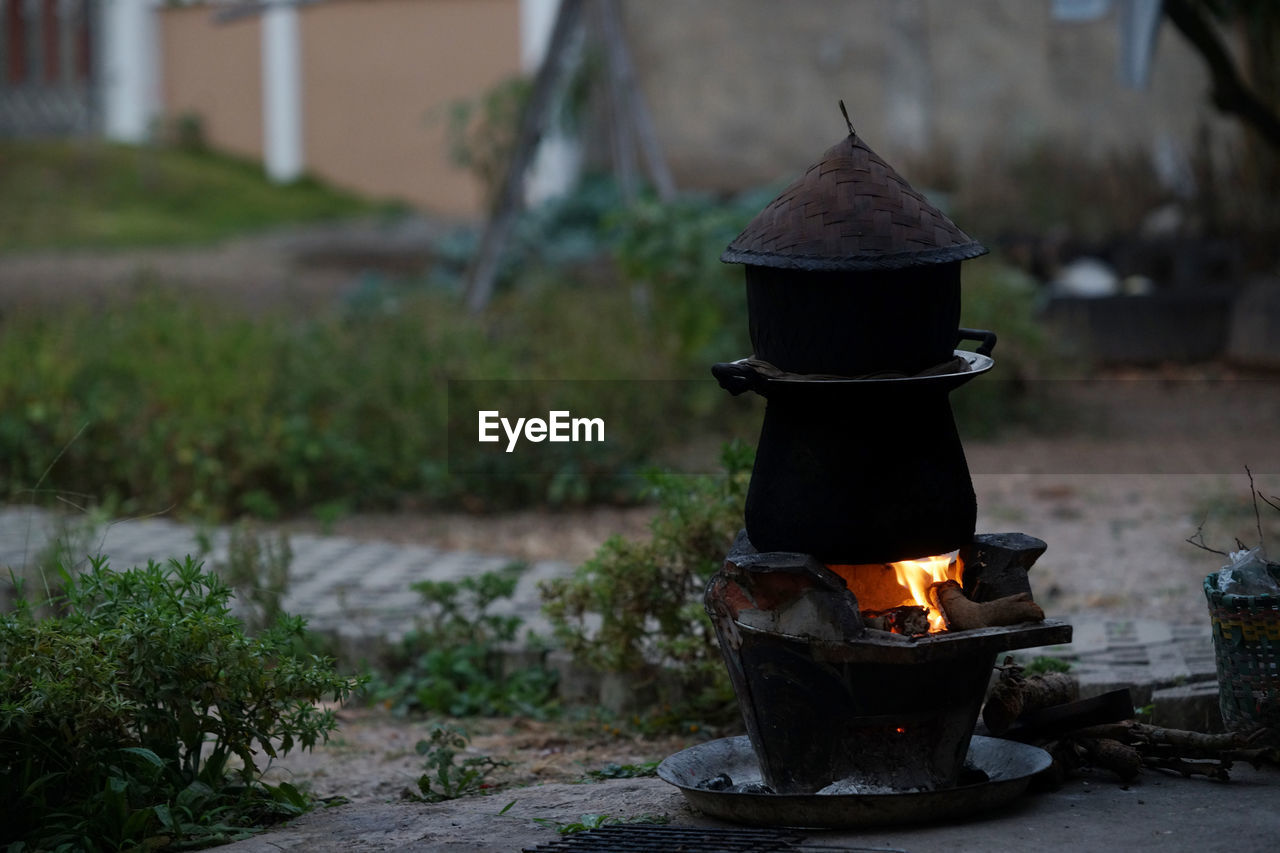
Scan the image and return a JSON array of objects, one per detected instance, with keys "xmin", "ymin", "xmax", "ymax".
[
  {"xmin": 696, "ymin": 763, "xmax": 989, "ymax": 796},
  {"xmin": 815, "ymin": 760, "xmax": 990, "ymax": 795},
  {"xmin": 818, "ymin": 779, "xmax": 925, "ymax": 796}
]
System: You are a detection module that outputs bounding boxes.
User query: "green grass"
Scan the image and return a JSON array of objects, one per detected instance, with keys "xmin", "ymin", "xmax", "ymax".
[
  {"xmin": 0, "ymin": 140, "xmax": 382, "ymax": 252},
  {"xmin": 0, "ymin": 279, "xmax": 706, "ymax": 518},
  {"xmin": 0, "ymin": 176, "xmax": 1055, "ymax": 520}
]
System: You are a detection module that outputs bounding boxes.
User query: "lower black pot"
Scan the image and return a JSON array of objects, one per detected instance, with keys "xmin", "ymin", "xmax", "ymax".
[{"xmin": 725, "ymin": 354, "xmax": 988, "ymax": 564}]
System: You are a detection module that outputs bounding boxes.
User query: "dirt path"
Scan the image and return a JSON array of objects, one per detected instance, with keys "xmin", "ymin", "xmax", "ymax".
[{"xmin": 0, "ymin": 216, "xmax": 444, "ymax": 313}]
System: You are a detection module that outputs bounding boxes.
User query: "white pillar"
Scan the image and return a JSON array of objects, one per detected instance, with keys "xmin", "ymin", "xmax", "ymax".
[
  {"xmin": 519, "ymin": 0, "xmax": 580, "ymax": 205},
  {"xmin": 519, "ymin": 0, "xmax": 561, "ymax": 72},
  {"xmin": 101, "ymin": 0, "xmax": 158, "ymax": 143},
  {"xmin": 262, "ymin": 0, "xmax": 303, "ymax": 183}
]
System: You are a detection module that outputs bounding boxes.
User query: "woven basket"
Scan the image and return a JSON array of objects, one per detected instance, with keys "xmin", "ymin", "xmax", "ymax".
[{"xmin": 1203, "ymin": 568, "xmax": 1280, "ymax": 731}]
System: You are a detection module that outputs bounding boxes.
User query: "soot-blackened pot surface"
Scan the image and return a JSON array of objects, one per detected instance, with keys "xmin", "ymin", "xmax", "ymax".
[{"xmin": 740, "ymin": 351, "xmax": 991, "ymax": 563}]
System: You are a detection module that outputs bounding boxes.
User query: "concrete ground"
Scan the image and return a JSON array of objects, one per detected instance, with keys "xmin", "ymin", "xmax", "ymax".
[{"xmin": 213, "ymin": 766, "xmax": 1280, "ymax": 852}]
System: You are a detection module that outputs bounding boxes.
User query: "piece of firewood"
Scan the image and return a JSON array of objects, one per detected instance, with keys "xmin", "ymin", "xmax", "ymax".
[
  {"xmin": 1042, "ymin": 719, "xmax": 1278, "ymax": 782},
  {"xmin": 929, "ymin": 580, "xmax": 1044, "ymax": 631},
  {"xmin": 861, "ymin": 605, "xmax": 930, "ymax": 636},
  {"xmin": 982, "ymin": 659, "xmax": 1078, "ymax": 735},
  {"xmin": 1079, "ymin": 737, "xmax": 1142, "ymax": 782},
  {"xmin": 1074, "ymin": 721, "xmax": 1280, "ymax": 765}
]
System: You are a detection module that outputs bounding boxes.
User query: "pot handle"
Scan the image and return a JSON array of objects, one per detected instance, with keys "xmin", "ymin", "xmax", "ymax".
[
  {"xmin": 712, "ymin": 361, "xmax": 767, "ymax": 397},
  {"xmin": 957, "ymin": 328, "xmax": 997, "ymax": 357}
]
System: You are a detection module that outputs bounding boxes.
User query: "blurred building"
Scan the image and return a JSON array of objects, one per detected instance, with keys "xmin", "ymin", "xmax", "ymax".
[{"xmin": 0, "ymin": 0, "xmax": 1236, "ymax": 218}]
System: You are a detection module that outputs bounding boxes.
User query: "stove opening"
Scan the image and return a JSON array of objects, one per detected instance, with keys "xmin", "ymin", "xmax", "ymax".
[{"xmin": 828, "ymin": 552, "xmax": 962, "ymax": 634}]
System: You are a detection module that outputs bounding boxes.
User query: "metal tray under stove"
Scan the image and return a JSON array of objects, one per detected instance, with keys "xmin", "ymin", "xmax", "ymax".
[{"xmin": 659, "ymin": 735, "xmax": 1050, "ymax": 829}]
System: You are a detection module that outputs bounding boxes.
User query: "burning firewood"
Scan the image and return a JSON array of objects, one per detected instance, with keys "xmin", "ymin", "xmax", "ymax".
[
  {"xmin": 928, "ymin": 580, "xmax": 1044, "ymax": 631},
  {"xmin": 860, "ymin": 605, "xmax": 930, "ymax": 636}
]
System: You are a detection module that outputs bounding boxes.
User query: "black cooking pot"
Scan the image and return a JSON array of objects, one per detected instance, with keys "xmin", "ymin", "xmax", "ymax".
[
  {"xmin": 746, "ymin": 261, "xmax": 961, "ymax": 377},
  {"xmin": 713, "ymin": 339, "xmax": 993, "ymax": 564}
]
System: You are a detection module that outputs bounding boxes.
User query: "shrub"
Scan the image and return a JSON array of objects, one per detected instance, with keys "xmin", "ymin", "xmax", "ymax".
[
  {"xmin": 540, "ymin": 441, "xmax": 752, "ymax": 727},
  {"xmin": 0, "ymin": 280, "xmax": 716, "ymax": 518},
  {"xmin": 0, "ymin": 557, "xmax": 360, "ymax": 850},
  {"xmin": 609, "ymin": 189, "xmax": 763, "ymax": 367}
]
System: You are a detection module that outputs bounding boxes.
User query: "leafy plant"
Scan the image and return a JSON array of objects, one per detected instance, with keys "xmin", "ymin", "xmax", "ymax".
[
  {"xmin": 368, "ymin": 562, "xmax": 558, "ymax": 717},
  {"xmin": 610, "ymin": 189, "xmax": 764, "ymax": 367},
  {"xmin": 541, "ymin": 441, "xmax": 752, "ymax": 728},
  {"xmin": 0, "ymin": 557, "xmax": 361, "ymax": 850},
  {"xmin": 441, "ymin": 76, "xmax": 533, "ymax": 209},
  {"xmin": 407, "ymin": 724, "xmax": 510, "ymax": 803},
  {"xmin": 533, "ymin": 812, "xmax": 670, "ymax": 835}
]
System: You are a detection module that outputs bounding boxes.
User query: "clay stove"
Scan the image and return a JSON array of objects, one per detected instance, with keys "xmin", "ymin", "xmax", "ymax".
[{"xmin": 673, "ymin": 116, "xmax": 1071, "ymax": 818}]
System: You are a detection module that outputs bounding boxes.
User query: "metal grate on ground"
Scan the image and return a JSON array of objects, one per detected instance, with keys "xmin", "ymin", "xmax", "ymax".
[{"xmin": 520, "ymin": 824, "xmax": 905, "ymax": 852}]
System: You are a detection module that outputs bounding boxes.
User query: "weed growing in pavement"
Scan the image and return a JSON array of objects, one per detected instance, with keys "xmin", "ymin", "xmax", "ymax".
[
  {"xmin": 195, "ymin": 521, "xmax": 293, "ymax": 636},
  {"xmin": 406, "ymin": 724, "xmax": 511, "ymax": 803},
  {"xmin": 367, "ymin": 562, "xmax": 559, "ymax": 718},
  {"xmin": 1023, "ymin": 656, "xmax": 1073, "ymax": 675},
  {"xmin": 0, "ymin": 556, "xmax": 361, "ymax": 850},
  {"xmin": 2, "ymin": 503, "xmax": 109, "ymax": 616},
  {"xmin": 532, "ymin": 812, "xmax": 671, "ymax": 835}
]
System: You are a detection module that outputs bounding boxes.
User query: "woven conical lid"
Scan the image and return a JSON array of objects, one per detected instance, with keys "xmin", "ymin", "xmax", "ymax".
[{"xmin": 722, "ymin": 132, "xmax": 986, "ymax": 272}]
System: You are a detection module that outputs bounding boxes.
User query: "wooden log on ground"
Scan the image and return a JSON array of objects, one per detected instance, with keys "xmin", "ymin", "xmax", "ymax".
[{"xmin": 982, "ymin": 659, "xmax": 1078, "ymax": 735}]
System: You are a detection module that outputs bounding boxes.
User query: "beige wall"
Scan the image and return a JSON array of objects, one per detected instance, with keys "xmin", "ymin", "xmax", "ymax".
[
  {"xmin": 160, "ymin": 6, "xmax": 263, "ymax": 162},
  {"xmin": 621, "ymin": 0, "xmax": 1227, "ymax": 192},
  {"xmin": 158, "ymin": 0, "xmax": 521, "ymax": 218},
  {"xmin": 299, "ymin": 0, "xmax": 521, "ymax": 217}
]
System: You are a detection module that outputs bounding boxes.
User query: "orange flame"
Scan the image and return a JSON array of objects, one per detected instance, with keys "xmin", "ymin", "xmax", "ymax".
[
  {"xmin": 891, "ymin": 554, "xmax": 961, "ymax": 632},
  {"xmin": 828, "ymin": 552, "xmax": 962, "ymax": 633}
]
